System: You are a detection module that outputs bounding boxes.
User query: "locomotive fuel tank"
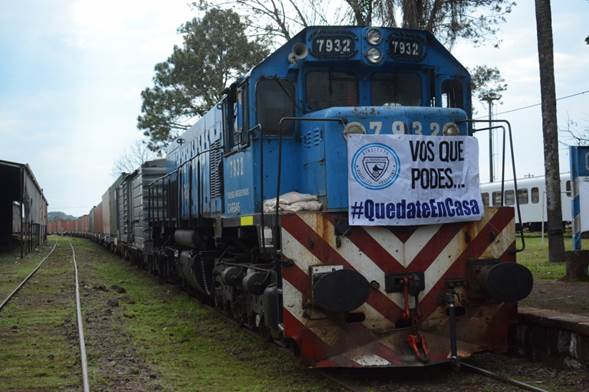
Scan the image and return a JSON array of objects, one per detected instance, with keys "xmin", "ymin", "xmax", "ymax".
[{"xmin": 174, "ymin": 229, "xmax": 206, "ymax": 249}]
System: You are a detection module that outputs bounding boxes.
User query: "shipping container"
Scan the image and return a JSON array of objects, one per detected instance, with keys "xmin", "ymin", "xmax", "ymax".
[
  {"xmin": 94, "ymin": 202, "xmax": 103, "ymax": 238},
  {"xmin": 78, "ymin": 214, "xmax": 89, "ymax": 234},
  {"xmin": 102, "ymin": 190, "xmax": 111, "ymax": 237}
]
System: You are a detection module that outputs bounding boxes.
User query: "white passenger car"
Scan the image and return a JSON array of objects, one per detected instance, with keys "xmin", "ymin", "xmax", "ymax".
[{"xmin": 480, "ymin": 174, "xmax": 572, "ymax": 230}]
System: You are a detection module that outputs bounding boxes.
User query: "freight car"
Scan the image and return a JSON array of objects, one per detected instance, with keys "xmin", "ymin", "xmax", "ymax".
[
  {"xmin": 84, "ymin": 26, "xmax": 533, "ymax": 368},
  {"xmin": 0, "ymin": 160, "xmax": 48, "ymax": 255}
]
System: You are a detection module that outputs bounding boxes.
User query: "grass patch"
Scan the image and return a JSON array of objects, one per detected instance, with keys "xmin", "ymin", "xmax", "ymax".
[
  {"xmin": 0, "ymin": 242, "xmax": 54, "ymax": 299},
  {"xmin": 68, "ymin": 237, "xmax": 340, "ymax": 392},
  {"xmin": 516, "ymin": 233, "xmax": 589, "ymax": 280},
  {"xmin": 0, "ymin": 241, "xmax": 79, "ymax": 391}
]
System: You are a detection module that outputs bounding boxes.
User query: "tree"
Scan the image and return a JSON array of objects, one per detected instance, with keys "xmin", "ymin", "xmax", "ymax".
[
  {"xmin": 560, "ymin": 118, "xmax": 589, "ymax": 146},
  {"xmin": 470, "ymin": 65, "xmax": 508, "ymax": 103},
  {"xmin": 138, "ymin": 9, "xmax": 269, "ymax": 152},
  {"xmin": 112, "ymin": 140, "xmax": 158, "ymax": 175},
  {"xmin": 586, "ymin": 1, "xmax": 589, "ymax": 44},
  {"xmin": 202, "ymin": 1, "xmax": 511, "ymax": 103},
  {"xmin": 196, "ymin": 0, "xmax": 348, "ymax": 42},
  {"xmin": 202, "ymin": 1, "xmax": 515, "ymax": 49},
  {"xmin": 343, "ymin": 0, "xmax": 516, "ymax": 48},
  {"xmin": 535, "ymin": 0, "xmax": 565, "ymax": 262}
]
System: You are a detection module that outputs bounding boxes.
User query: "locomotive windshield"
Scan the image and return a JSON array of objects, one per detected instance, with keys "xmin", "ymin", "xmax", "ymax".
[
  {"xmin": 305, "ymin": 71, "xmax": 358, "ymax": 111},
  {"xmin": 256, "ymin": 78, "xmax": 295, "ymax": 134},
  {"xmin": 371, "ymin": 72, "xmax": 421, "ymax": 106}
]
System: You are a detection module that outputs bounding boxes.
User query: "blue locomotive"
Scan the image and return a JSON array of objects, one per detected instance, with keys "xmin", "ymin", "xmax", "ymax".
[{"xmin": 81, "ymin": 26, "xmax": 533, "ymax": 367}]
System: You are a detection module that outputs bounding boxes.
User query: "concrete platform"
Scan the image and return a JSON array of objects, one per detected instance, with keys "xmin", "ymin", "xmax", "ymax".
[{"xmin": 511, "ymin": 306, "xmax": 589, "ymax": 368}]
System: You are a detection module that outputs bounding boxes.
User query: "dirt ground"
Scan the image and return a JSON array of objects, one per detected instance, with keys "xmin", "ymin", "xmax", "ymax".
[
  {"xmin": 2, "ymin": 237, "xmax": 589, "ymax": 391},
  {"xmin": 77, "ymin": 260, "xmax": 164, "ymax": 391},
  {"xmin": 324, "ymin": 352, "xmax": 589, "ymax": 392},
  {"xmin": 521, "ymin": 279, "xmax": 589, "ymax": 317}
]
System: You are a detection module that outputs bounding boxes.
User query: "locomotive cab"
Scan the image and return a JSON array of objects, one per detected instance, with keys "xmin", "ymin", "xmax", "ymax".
[{"xmin": 222, "ymin": 26, "xmax": 475, "ymax": 217}]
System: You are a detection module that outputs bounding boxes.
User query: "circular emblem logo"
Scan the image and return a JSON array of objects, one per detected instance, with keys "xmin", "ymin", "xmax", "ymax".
[{"xmin": 351, "ymin": 143, "xmax": 400, "ymax": 190}]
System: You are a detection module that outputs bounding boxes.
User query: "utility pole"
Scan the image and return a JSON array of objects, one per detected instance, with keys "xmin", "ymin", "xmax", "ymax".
[
  {"xmin": 535, "ymin": 0, "xmax": 565, "ymax": 262},
  {"xmin": 484, "ymin": 94, "xmax": 500, "ymax": 183}
]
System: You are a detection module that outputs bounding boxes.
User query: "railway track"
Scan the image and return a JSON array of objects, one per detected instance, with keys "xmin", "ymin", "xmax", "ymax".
[
  {"xmin": 70, "ymin": 241, "xmax": 90, "ymax": 392},
  {"xmin": 0, "ymin": 242, "xmax": 57, "ymax": 311},
  {"xmin": 0, "ymin": 241, "xmax": 90, "ymax": 392},
  {"xmin": 320, "ymin": 359, "xmax": 550, "ymax": 392},
  {"xmin": 186, "ymin": 284, "xmax": 549, "ymax": 392}
]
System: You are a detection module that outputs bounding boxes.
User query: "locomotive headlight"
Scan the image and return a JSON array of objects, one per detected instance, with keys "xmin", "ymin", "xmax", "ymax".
[
  {"xmin": 343, "ymin": 122, "xmax": 366, "ymax": 135},
  {"xmin": 443, "ymin": 123, "xmax": 460, "ymax": 136},
  {"xmin": 366, "ymin": 47, "xmax": 382, "ymax": 63},
  {"xmin": 366, "ymin": 28, "xmax": 382, "ymax": 45}
]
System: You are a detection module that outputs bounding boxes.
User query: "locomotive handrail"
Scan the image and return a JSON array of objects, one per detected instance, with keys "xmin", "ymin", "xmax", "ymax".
[
  {"xmin": 462, "ymin": 119, "xmax": 526, "ymax": 252},
  {"xmin": 260, "ymin": 117, "xmax": 346, "ymax": 254},
  {"xmin": 273, "ymin": 117, "xmax": 347, "ymax": 243}
]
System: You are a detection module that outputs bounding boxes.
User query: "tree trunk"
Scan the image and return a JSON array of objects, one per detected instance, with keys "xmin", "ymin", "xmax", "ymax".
[
  {"xmin": 535, "ymin": 0, "xmax": 565, "ymax": 262},
  {"xmin": 565, "ymin": 251, "xmax": 589, "ymax": 281}
]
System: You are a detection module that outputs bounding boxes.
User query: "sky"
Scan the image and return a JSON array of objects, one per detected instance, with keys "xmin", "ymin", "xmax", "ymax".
[{"xmin": 0, "ymin": 0, "xmax": 588, "ymax": 216}]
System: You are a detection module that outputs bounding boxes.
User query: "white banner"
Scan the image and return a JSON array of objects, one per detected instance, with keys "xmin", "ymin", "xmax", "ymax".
[{"xmin": 347, "ymin": 134, "xmax": 484, "ymax": 226}]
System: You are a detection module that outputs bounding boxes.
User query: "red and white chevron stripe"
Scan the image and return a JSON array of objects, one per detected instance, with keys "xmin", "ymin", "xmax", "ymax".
[{"xmin": 279, "ymin": 207, "xmax": 516, "ymax": 367}]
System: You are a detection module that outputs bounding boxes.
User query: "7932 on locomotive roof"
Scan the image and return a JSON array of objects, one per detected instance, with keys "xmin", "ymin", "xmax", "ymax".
[{"xmin": 145, "ymin": 26, "xmax": 533, "ymax": 367}]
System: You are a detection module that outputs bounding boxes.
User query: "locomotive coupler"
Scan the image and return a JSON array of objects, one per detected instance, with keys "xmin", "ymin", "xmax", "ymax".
[
  {"xmin": 387, "ymin": 273, "xmax": 424, "ymax": 321},
  {"xmin": 389, "ymin": 273, "xmax": 430, "ymax": 363}
]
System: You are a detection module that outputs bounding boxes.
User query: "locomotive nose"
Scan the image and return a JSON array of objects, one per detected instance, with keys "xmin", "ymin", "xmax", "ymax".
[
  {"xmin": 312, "ymin": 269, "xmax": 370, "ymax": 313},
  {"xmin": 479, "ymin": 262, "xmax": 534, "ymax": 303}
]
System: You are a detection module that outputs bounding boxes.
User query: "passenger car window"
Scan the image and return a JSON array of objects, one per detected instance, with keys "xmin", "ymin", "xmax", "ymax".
[
  {"xmin": 492, "ymin": 191, "xmax": 501, "ymax": 206},
  {"xmin": 517, "ymin": 189, "xmax": 529, "ymax": 205},
  {"xmin": 371, "ymin": 73, "xmax": 421, "ymax": 106},
  {"xmin": 505, "ymin": 190, "xmax": 515, "ymax": 206},
  {"xmin": 257, "ymin": 78, "xmax": 295, "ymax": 135},
  {"xmin": 531, "ymin": 187, "xmax": 540, "ymax": 203},
  {"xmin": 306, "ymin": 71, "xmax": 357, "ymax": 111},
  {"xmin": 566, "ymin": 180, "xmax": 572, "ymax": 197},
  {"xmin": 481, "ymin": 193, "xmax": 489, "ymax": 207}
]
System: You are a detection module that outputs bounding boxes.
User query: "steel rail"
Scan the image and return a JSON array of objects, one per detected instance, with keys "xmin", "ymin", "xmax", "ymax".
[
  {"xmin": 0, "ymin": 242, "xmax": 57, "ymax": 312},
  {"xmin": 70, "ymin": 241, "xmax": 90, "ymax": 392},
  {"xmin": 459, "ymin": 361, "xmax": 549, "ymax": 392}
]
